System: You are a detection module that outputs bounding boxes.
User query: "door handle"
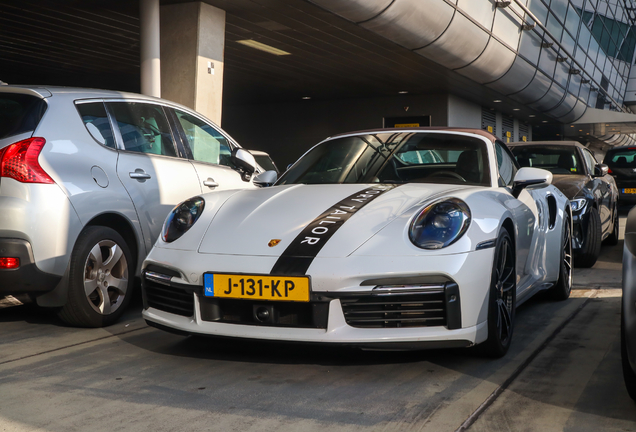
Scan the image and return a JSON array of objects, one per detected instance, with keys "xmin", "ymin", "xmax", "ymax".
[
  {"xmin": 129, "ymin": 169, "xmax": 151, "ymax": 180},
  {"xmin": 203, "ymin": 178, "xmax": 219, "ymax": 188}
]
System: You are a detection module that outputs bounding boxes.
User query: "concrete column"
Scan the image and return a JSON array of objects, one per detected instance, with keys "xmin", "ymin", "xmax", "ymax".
[
  {"xmin": 140, "ymin": 0, "xmax": 161, "ymax": 97},
  {"xmin": 160, "ymin": 2, "xmax": 225, "ymax": 125}
]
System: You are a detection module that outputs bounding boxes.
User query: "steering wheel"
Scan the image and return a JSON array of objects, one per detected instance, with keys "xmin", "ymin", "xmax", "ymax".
[{"xmin": 427, "ymin": 171, "xmax": 466, "ymax": 182}]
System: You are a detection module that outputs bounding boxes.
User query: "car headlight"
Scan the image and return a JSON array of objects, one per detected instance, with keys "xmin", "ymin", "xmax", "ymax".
[
  {"xmin": 161, "ymin": 197, "xmax": 205, "ymax": 243},
  {"xmin": 570, "ymin": 198, "xmax": 587, "ymax": 213},
  {"xmin": 409, "ymin": 198, "xmax": 471, "ymax": 249}
]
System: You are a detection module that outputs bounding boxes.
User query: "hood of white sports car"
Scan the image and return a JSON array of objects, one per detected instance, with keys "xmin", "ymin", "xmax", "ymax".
[{"xmin": 197, "ymin": 182, "xmax": 470, "ymax": 257}]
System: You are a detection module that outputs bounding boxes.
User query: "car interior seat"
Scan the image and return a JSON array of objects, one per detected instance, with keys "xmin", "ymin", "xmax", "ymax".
[
  {"xmin": 455, "ymin": 150, "xmax": 481, "ymax": 183},
  {"xmin": 558, "ymin": 153, "xmax": 576, "ymax": 172},
  {"xmin": 516, "ymin": 155, "xmax": 532, "ymax": 167},
  {"xmin": 616, "ymin": 156, "xmax": 628, "ymax": 167}
]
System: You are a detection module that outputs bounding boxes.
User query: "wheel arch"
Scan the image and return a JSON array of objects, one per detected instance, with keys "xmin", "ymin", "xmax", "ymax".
[
  {"xmin": 36, "ymin": 212, "xmax": 143, "ymax": 309},
  {"xmin": 85, "ymin": 212, "xmax": 143, "ymax": 276},
  {"xmin": 501, "ymin": 217, "xmax": 515, "ymax": 252}
]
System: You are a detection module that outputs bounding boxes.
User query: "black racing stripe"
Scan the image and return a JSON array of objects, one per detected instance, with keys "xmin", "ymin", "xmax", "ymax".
[{"xmin": 270, "ymin": 184, "xmax": 400, "ymax": 275}]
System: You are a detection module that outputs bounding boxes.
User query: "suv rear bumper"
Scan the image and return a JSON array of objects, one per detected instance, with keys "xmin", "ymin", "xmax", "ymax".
[{"xmin": 0, "ymin": 239, "xmax": 62, "ymax": 295}]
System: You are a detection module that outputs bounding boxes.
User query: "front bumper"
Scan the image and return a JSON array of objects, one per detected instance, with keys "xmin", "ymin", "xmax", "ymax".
[
  {"xmin": 140, "ymin": 247, "xmax": 494, "ymax": 347},
  {"xmin": 0, "ymin": 239, "xmax": 62, "ymax": 295}
]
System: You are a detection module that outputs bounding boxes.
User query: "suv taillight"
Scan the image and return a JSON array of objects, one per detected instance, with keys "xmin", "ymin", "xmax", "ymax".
[{"xmin": 0, "ymin": 137, "xmax": 54, "ymax": 184}]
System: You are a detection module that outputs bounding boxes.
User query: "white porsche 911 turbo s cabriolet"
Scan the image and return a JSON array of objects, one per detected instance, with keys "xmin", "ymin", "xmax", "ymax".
[{"xmin": 141, "ymin": 128, "xmax": 572, "ymax": 357}]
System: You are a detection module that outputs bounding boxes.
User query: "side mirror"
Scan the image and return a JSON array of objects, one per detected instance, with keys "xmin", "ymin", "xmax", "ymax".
[
  {"xmin": 594, "ymin": 163, "xmax": 609, "ymax": 177},
  {"xmin": 511, "ymin": 167, "xmax": 552, "ymax": 198},
  {"xmin": 231, "ymin": 148, "xmax": 256, "ymax": 181},
  {"xmin": 253, "ymin": 170, "xmax": 278, "ymax": 187}
]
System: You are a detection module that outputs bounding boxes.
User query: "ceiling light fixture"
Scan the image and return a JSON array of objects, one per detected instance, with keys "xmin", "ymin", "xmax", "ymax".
[
  {"xmin": 513, "ymin": 108, "xmax": 520, "ymax": 111},
  {"xmin": 398, "ymin": 91, "xmax": 409, "ymax": 94},
  {"xmin": 236, "ymin": 39, "xmax": 291, "ymax": 56},
  {"xmin": 493, "ymin": 99, "xmax": 502, "ymax": 103},
  {"xmin": 529, "ymin": 115, "xmax": 536, "ymax": 118},
  {"xmin": 302, "ymin": 96, "xmax": 311, "ymax": 100}
]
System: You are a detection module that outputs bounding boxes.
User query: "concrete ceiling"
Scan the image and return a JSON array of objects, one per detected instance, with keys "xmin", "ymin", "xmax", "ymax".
[{"xmin": 0, "ymin": 0, "xmax": 557, "ymax": 126}]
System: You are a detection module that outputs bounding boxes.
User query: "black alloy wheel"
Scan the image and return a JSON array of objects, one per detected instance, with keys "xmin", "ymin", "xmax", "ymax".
[
  {"xmin": 480, "ymin": 228, "xmax": 516, "ymax": 358},
  {"xmin": 550, "ymin": 216, "xmax": 573, "ymax": 300},
  {"xmin": 575, "ymin": 207, "xmax": 601, "ymax": 268}
]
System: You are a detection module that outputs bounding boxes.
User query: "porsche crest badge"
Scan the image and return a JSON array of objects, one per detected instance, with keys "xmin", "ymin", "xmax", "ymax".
[{"xmin": 268, "ymin": 239, "xmax": 282, "ymax": 247}]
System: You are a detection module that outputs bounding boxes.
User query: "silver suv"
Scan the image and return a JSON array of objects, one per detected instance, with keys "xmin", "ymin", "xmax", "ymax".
[{"xmin": 0, "ymin": 86, "xmax": 268, "ymax": 327}]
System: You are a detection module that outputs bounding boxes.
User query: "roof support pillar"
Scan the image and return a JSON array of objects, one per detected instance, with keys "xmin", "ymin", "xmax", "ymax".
[
  {"xmin": 160, "ymin": 2, "xmax": 226, "ymax": 125},
  {"xmin": 140, "ymin": 0, "xmax": 161, "ymax": 97}
]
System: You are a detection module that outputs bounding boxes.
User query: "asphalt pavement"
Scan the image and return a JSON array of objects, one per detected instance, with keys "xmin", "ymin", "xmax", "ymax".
[{"xmin": 0, "ymin": 216, "xmax": 635, "ymax": 432}]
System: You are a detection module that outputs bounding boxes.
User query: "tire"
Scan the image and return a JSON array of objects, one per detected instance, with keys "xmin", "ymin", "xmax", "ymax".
[
  {"xmin": 549, "ymin": 216, "xmax": 573, "ymax": 301},
  {"xmin": 479, "ymin": 228, "xmax": 516, "ymax": 358},
  {"xmin": 57, "ymin": 226, "xmax": 134, "ymax": 327},
  {"xmin": 574, "ymin": 207, "xmax": 601, "ymax": 268},
  {"xmin": 622, "ymin": 310, "xmax": 636, "ymax": 401},
  {"xmin": 604, "ymin": 208, "xmax": 619, "ymax": 246}
]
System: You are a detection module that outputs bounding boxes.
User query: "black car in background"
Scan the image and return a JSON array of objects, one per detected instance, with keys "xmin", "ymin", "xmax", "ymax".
[
  {"xmin": 603, "ymin": 147, "xmax": 636, "ymax": 204},
  {"xmin": 509, "ymin": 141, "xmax": 618, "ymax": 268}
]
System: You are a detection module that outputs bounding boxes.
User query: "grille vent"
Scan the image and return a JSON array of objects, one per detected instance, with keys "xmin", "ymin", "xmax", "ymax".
[
  {"xmin": 340, "ymin": 291, "xmax": 447, "ymax": 328},
  {"xmin": 144, "ymin": 279, "xmax": 195, "ymax": 317},
  {"xmin": 482, "ymin": 108, "xmax": 496, "ymax": 134}
]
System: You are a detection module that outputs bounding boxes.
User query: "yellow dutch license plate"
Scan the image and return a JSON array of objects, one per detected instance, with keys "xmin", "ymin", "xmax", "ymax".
[
  {"xmin": 624, "ymin": 188, "xmax": 636, "ymax": 194},
  {"xmin": 203, "ymin": 273, "xmax": 310, "ymax": 302}
]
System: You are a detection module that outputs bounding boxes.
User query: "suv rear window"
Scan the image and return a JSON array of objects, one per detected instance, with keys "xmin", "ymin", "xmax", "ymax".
[
  {"xmin": 604, "ymin": 148, "xmax": 636, "ymax": 167},
  {"xmin": 0, "ymin": 94, "xmax": 47, "ymax": 140}
]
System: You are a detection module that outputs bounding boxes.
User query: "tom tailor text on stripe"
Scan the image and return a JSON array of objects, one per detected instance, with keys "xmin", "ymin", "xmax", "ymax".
[{"xmin": 270, "ymin": 184, "xmax": 400, "ymax": 275}]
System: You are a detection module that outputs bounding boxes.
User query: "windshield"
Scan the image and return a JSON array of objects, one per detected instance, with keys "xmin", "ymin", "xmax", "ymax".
[
  {"xmin": 277, "ymin": 132, "xmax": 491, "ymax": 186},
  {"xmin": 511, "ymin": 145, "xmax": 584, "ymax": 175}
]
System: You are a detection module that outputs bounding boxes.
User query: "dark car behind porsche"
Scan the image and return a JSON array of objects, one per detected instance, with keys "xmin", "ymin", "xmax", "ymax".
[
  {"xmin": 603, "ymin": 147, "xmax": 636, "ymax": 204},
  {"xmin": 509, "ymin": 141, "xmax": 618, "ymax": 268}
]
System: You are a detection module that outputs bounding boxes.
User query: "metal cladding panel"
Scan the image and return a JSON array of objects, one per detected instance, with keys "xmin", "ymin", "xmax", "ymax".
[
  {"xmin": 482, "ymin": 108, "xmax": 496, "ymax": 132},
  {"xmin": 510, "ymin": 70, "xmax": 552, "ymax": 104},
  {"xmin": 528, "ymin": 82, "xmax": 566, "ymax": 111},
  {"xmin": 487, "ymin": 56, "xmax": 537, "ymax": 94},
  {"xmin": 502, "ymin": 115, "xmax": 514, "ymax": 143},
  {"xmin": 415, "ymin": 12, "xmax": 490, "ymax": 70},
  {"xmin": 307, "ymin": 0, "xmax": 393, "ymax": 23},
  {"xmin": 456, "ymin": 38, "xmax": 516, "ymax": 84},
  {"xmin": 457, "ymin": 0, "xmax": 495, "ymax": 30},
  {"xmin": 492, "ymin": 7, "xmax": 523, "ymax": 51},
  {"xmin": 361, "ymin": 0, "xmax": 455, "ymax": 50},
  {"xmin": 547, "ymin": 92, "xmax": 577, "ymax": 119},
  {"xmin": 555, "ymin": 96, "xmax": 587, "ymax": 123},
  {"xmin": 518, "ymin": 122, "xmax": 529, "ymax": 142},
  {"xmin": 518, "ymin": 29, "xmax": 543, "ymax": 66}
]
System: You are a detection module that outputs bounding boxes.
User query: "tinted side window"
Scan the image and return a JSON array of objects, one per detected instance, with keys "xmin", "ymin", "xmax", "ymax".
[
  {"xmin": 495, "ymin": 141, "xmax": 517, "ymax": 186},
  {"xmin": 174, "ymin": 109, "xmax": 233, "ymax": 167},
  {"xmin": 0, "ymin": 94, "xmax": 47, "ymax": 139},
  {"xmin": 582, "ymin": 149, "xmax": 597, "ymax": 174},
  {"xmin": 107, "ymin": 102, "xmax": 176, "ymax": 157},
  {"xmin": 75, "ymin": 102, "xmax": 115, "ymax": 149}
]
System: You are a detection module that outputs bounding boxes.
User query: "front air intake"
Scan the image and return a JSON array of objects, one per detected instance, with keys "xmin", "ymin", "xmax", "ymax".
[
  {"xmin": 340, "ymin": 289, "xmax": 447, "ymax": 328},
  {"xmin": 143, "ymin": 273, "xmax": 195, "ymax": 317}
]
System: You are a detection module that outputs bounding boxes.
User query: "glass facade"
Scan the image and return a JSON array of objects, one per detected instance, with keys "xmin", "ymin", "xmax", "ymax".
[
  {"xmin": 520, "ymin": 0, "xmax": 636, "ymax": 111},
  {"xmin": 312, "ymin": 0, "xmax": 636, "ymax": 123}
]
